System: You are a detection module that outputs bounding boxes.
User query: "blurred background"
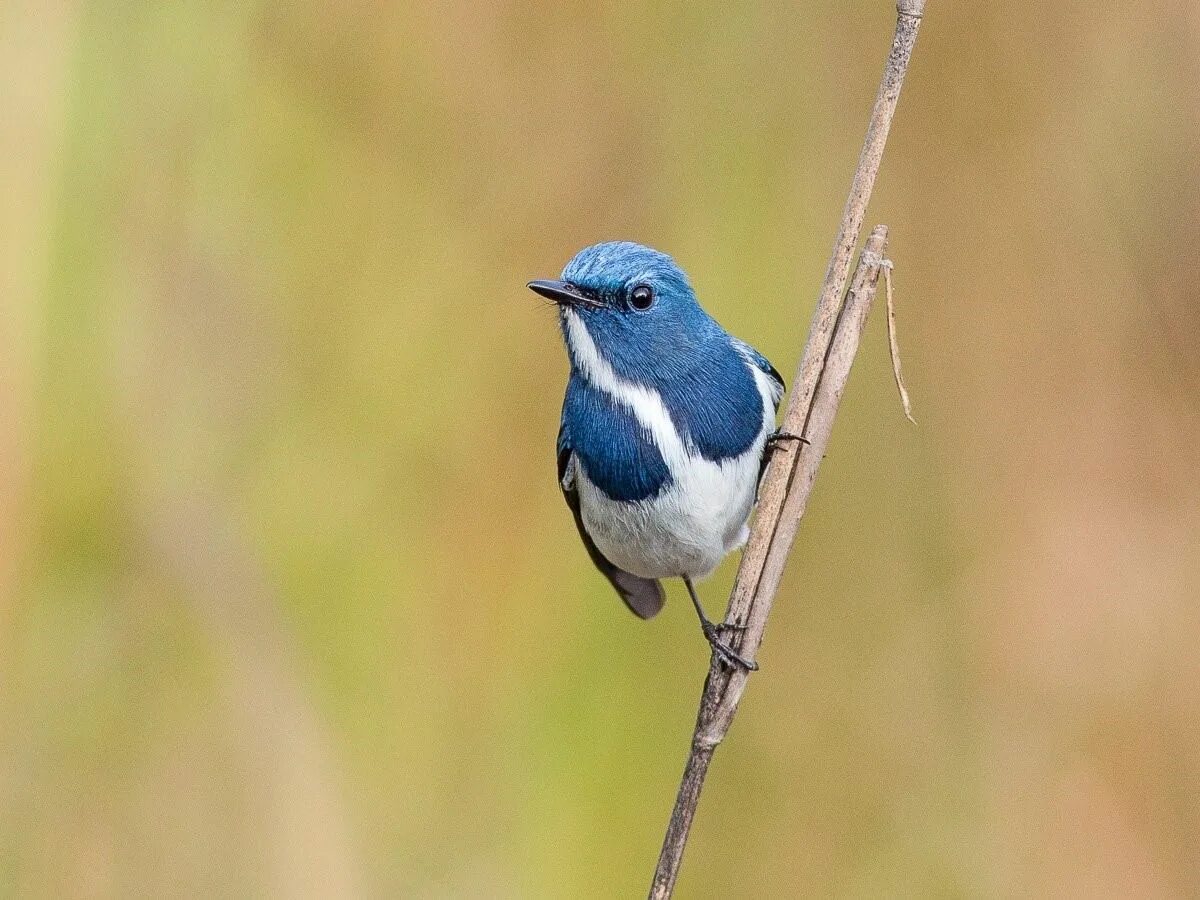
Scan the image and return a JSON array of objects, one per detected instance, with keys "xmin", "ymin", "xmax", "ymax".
[{"xmin": 3, "ymin": 0, "xmax": 1199, "ymax": 896}]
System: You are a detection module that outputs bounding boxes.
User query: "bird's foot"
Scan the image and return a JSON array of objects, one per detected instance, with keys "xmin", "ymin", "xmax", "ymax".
[
  {"xmin": 764, "ymin": 429, "xmax": 809, "ymax": 454},
  {"xmin": 700, "ymin": 619, "xmax": 759, "ymax": 671}
]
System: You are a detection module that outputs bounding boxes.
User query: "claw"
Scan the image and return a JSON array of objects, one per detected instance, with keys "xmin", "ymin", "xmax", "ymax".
[
  {"xmin": 764, "ymin": 429, "xmax": 809, "ymax": 453},
  {"xmin": 701, "ymin": 621, "xmax": 759, "ymax": 671},
  {"xmin": 683, "ymin": 575, "xmax": 759, "ymax": 671}
]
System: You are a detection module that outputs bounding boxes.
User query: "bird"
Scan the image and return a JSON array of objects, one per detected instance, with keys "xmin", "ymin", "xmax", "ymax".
[{"xmin": 528, "ymin": 241, "xmax": 794, "ymax": 670}]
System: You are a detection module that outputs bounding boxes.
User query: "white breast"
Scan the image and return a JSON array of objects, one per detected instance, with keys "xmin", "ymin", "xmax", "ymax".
[
  {"xmin": 574, "ymin": 440, "xmax": 764, "ymax": 580},
  {"xmin": 563, "ymin": 311, "xmax": 777, "ymax": 581}
]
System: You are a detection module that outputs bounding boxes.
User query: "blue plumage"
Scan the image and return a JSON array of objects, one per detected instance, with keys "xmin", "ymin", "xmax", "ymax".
[
  {"xmin": 529, "ymin": 241, "xmax": 784, "ymax": 668},
  {"xmin": 653, "ymin": 348, "xmax": 763, "ymax": 462},
  {"xmin": 557, "ymin": 242, "xmax": 770, "ymax": 466},
  {"xmin": 559, "ymin": 374, "xmax": 672, "ymax": 502}
]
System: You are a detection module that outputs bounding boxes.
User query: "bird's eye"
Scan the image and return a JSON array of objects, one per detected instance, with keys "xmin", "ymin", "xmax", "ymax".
[{"xmin": 630, "ymin": 284, "xmax": 654, "ymax": 310}]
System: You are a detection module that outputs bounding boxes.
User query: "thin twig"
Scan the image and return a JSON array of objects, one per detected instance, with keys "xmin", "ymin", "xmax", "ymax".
[
  {"xmin": 882, "ymin": 260, "xmax": 917, "ymax": 423},
  {"xmin": 648, "ymin": 2, "xmax": 927, "ymax": 895},
  {"xmin": 649, "ymin": 229, "xmax": 890, "ymax": 897}
]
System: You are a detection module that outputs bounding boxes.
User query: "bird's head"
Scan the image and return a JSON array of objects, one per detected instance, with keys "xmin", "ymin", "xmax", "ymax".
[{"xmin": 528, "ymin": 241, "xmax": 719, "ymax": 382}]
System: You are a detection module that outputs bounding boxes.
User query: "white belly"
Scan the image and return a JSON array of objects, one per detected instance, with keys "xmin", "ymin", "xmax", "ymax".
[{"xmin": 575, "ymin": 438, "xmax": 765, "ymax": 580}]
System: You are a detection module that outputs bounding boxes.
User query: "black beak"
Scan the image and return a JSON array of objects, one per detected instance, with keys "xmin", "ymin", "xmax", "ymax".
[{"xmin": 526, "ymin": 279, "xmax": 603, "ymax": 309}]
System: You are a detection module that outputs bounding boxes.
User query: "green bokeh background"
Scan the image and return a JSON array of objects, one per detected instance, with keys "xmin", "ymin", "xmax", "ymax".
[{"xmin": 4, "ymin": 1, "xmax": 1199, "ymax": 896}]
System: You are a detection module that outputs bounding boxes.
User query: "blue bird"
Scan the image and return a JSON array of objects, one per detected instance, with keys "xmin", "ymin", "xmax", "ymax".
[{"xmin": 528, "ymin": 241, "xmax": 791, "ymax": 669}]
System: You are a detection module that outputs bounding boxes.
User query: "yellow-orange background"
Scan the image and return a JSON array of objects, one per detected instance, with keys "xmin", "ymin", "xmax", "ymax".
[{"xmin": 4, "ymin": 1, "xmax": 1199, "ymax": 896}]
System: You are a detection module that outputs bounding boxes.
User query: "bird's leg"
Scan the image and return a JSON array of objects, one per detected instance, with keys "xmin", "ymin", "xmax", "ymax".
[
  {"xmin": 683, "ymin": 576, "xmax": 758, "ymax": 671},
  {"xmin": 764, "ymin": 429, "xmax": 809, "ymax": 455}
]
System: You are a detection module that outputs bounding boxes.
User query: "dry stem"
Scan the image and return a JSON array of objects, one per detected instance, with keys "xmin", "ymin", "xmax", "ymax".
[
  {"xmin": 648, "ymin": 2, "xmax": 927, "ymax": 895},
  {"xmin": 884, "ymin": 262, "xmax": 917, "ymax": 423}
]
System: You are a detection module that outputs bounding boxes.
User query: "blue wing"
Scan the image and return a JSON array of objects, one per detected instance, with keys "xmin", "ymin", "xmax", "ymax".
[
  {"xmin": 732, "ymin": 338, "xmax": 785, "ymax": 410},
  {"xmin": 731, "ymin": 339, "xmax": 788, "ymax": 490}
]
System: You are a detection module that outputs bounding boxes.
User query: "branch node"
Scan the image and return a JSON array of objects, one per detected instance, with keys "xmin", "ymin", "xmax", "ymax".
[{"xmin": 857, "ymin": 250, "xmax": 892, "ymax": 271}]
